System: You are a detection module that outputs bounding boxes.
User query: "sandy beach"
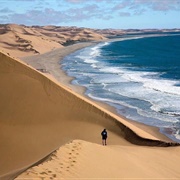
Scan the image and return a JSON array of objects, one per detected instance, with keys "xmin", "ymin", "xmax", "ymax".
[
  {"xmin": 0, "ymin": 41, "xmax": 180, "ymax": 180},
  {"xmin": 22, "ymin": 41, "xmax": 173, "ymax": 141}
]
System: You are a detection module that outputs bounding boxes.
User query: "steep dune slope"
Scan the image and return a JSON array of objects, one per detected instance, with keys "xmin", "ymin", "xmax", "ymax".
[{"xmin": 0, "ymin": 51, "xmax": 178, "ymax": 179}]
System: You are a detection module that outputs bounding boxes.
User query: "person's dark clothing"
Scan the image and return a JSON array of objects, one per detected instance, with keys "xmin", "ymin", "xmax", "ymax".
[{"xmin": 101, "ymin": 129, "xmax": 107, "ymax": 140}]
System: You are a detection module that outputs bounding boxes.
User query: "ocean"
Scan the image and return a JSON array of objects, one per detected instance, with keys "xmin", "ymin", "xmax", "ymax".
[{"xmin": 61, "ymin": 33, "xmax": 180, "ymax": 143}]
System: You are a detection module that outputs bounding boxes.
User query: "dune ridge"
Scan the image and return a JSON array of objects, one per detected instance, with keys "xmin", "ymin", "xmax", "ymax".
[
  {"xmin": 0, "ymin": 24, "xmax": 106, "ymax": 58},
  {"xmin": 16, "ymin": 140, "xmax": 180, "ymax": 179},
  {"xmin": 1, "ymin": 24, "xmax": 180, "ymax": 60},
  {"xmin": 0, "ymin": 49, "xmax": 180, "ymax": 179}
]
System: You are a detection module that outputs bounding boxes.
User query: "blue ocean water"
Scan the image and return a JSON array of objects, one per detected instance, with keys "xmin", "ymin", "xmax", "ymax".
[{"xmin": 61, "ymin": 33, "xmax": 180, "ymax": 142}]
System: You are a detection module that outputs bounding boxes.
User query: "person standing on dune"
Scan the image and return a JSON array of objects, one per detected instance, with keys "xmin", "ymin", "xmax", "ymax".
[{"xmin": 101, "ymin": 129, "xmax": 108, "ymax": 145}]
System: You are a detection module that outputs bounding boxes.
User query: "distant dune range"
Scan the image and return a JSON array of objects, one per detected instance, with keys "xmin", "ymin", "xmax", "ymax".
[
  {"xmin": 1, "ymin": 24, "xmax": 180, "ymax": 179},
  {"xmin": 0, "ymin": 24, "xmax": 106, "ymax": 58},
  {"xmin": 1, "ymin": 24, "xmax": 178, "ymax": 58}
]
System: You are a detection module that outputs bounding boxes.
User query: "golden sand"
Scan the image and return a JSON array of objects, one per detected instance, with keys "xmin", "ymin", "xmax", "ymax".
[
  {"xmin": 0, "ymin": 24, "xmax": 106, "ymax": 58},
  {"xmin": 0, "ymin": 43, "xmax": 180, "ymax": 179}
]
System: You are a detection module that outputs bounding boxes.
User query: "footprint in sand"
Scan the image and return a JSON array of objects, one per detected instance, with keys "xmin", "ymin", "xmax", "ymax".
[
  {"xmin": 59, "ymin": 163, "xmax": 64, "ymax": 168},
  {"xmin": 56, "ymin": 140, "xmax": 82, "ymax": 174},
  {"xmin": 52, "ymin": 174, "xmax": 56, "ymax": 178}
]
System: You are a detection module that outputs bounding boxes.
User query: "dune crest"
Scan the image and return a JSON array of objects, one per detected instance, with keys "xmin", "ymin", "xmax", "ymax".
[
  {"xmin": 0, "ymin": 51, "xmax": 179, "ymax": 179},
  {"xmin": 16, "ymin": 140, "xmax": 180, "ymax": 179}
]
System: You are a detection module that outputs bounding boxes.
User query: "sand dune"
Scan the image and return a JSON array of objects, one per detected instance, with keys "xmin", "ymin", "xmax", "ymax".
[
  {"xmin": 0, "ymin": 45, "xmax": 180, "ymax": 179},
  {"xmin": 16, "ymin": 140, "xmax": 180, "ymax": 179},
  {"xmin": 0, "ymin": 24, "xmax": 61, "ymax": 57},
  {"xmin": 1, "ymin": 24, "xmax": 180, "ymax": 59},
  {"xmin": 0, "ymin": 24, "xmax": 106, "ymax": 58},
  {"xmin": 1, "ymin": 24, "xmax": 180, "ymax": 179}
]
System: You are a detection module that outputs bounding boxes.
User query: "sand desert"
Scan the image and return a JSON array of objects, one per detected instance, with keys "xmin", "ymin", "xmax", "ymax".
[{"xmin": 0, "ymin": 24, "xmax": 180, "ymax": 180}]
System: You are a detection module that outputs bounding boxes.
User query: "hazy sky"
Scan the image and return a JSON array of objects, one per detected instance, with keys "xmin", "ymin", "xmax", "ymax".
[{"xmin": 0, "ymin": 0, "xmax": 180, "ymax": 29}]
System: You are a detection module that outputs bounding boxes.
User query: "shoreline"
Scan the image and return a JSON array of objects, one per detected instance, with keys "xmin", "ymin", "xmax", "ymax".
[
  {"xmin": 2, "ymin": 40, "xmax": 180, "ymax": 179},
  {"xmin": 1, "ymin": 24, "xmax": 180, "ymax": 179},
  {"xmin": 22, "ymin": 41, "xmax": 172, "ymax": 142}
]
